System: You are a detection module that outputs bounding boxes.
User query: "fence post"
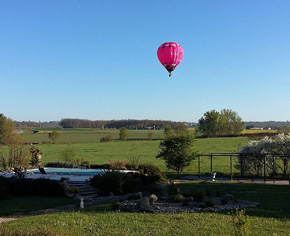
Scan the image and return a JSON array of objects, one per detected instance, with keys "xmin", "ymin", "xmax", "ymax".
[
  {"xmin": 264, "ymin": 155, "xmax": 266, "ymax": 183},
  {"xmin": 210, "ymin": 153, "xmax": 213, "ymax": 173},
  {"xmin": 198, "ymin": 155, "xmax": 201, "ymax": 179},
  {"xmin": 230, "ymin": 155, "xmax": 233, "ymax": 181},
  {"xmin": 272, "ymin": 156, "xmax": 275, "ymax": 184},
  {"xmin": 240, "ymin": 154, "xmax": 243, "ymax": 178}
]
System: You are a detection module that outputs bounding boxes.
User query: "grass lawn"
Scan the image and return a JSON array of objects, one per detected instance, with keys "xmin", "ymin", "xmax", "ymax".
[
  {"xmin": 0, "ymin": 196, "xmax": 76, "ymax": 216},
  {"xmin": 1, "ymin": 181, "xmax": 290, "ymax": 235}
]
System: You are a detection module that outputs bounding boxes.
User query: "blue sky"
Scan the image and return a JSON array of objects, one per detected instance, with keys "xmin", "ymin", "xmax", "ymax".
[{"xmin": 1, "ymin": 0, "xmax": 290, "ymax": 122}]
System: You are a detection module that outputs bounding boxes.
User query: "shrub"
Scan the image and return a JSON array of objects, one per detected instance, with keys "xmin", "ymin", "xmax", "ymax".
[
  {"xmin": 74, "ymin": 157, "xmax": 90, "ymax": 168},
  {"xmin": 89, "ymin": 170, "xmax": 124, "ymax": 195},
  {"xmin": 67, "ymin": 186, "xmax": 79, "ymax": 194},
  {"xmin": 216, "ymin": 191, "xmax": 222, "ymax": 197},
  {"xmin": 44, "ymin": 162, "xmax": 74, "ymax": 168},
  {"xmin": 221, "ymin": 197, "xmax": 229, "ymax": 205},
  {"xmin": 173, "ymin": 194, "xmax": 185, "ymax": 203},
  {"xmin": 90, "ymin": 168, "xmax": 162, "ymax": 195},
  {"xmin": 205, "ymin": 197, "xmax": 215, "ymax": 207},
  {"xmin": 100, "ymin": 135, "xmax": 113, "ymax": 142},
  {"xmin": 231, "ymin": 209, "xmax": 250, "ymax": 236},
  {"xmin": 191, "ymin": 190, "xmax": 205, "ymax": 202},
  {"xmin": 206, "ymin": 190, "xmax": 211, "ymax": 197},
  {"xmin": 108, "ymin": 160, "xmax": 131, "ymax": 170},
  {"xmin": 7, "ymin": 178, "xmax": 65, "ymax": 197},
  {"xmin": 0, "ymin": 177, "xmax": 8, "ymax": 199},
  {"xmin": 138, "ymin": 164, "xmax": 166, "ymax": 182},
  {"xmin": 167, "ymin": 180, "xmax": 180, "ymax": 196},
  {"xmin": 122, "ymin": 173, "xmax": 143, "ymax": 193},
  {"xmin": 90, "ymin": 163, "xmax": 111, "ymax": 169}
]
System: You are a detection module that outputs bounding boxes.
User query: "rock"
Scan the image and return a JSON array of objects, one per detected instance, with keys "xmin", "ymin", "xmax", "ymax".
[
  {"xmin": 149, "ymin": 194, "xmax": 158, "ymax": 205},
  {"xmin": 224, "ymin": 193, "xmax": 234, "ymax": 200},
  {"xmin": 136, "ymin": 192, "xmax": 143, "ymax": 198},
  {"xmin": 198, "ymin": 202, "xmax": 207, "ymax": 208},
  {"xmin": 140, "ymin": 197, "xmax": 150, "ymax": 211}
]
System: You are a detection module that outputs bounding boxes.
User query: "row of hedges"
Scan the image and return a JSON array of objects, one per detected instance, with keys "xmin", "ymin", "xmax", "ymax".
[{"xmin": 0, "ymin": 177, "xmax": 66, "ymax": 199}]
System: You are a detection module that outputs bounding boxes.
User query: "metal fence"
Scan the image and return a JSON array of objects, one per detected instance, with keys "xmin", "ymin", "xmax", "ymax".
[{"xmin": 197, "ymin": 153, "xmax": 290, "ymax": 183}]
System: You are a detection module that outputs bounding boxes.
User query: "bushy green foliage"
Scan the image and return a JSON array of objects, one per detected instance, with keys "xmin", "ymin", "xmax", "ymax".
[
  {"xmin": 44, "ymin": 162, "xmax": 74, "ymax": 168},
  {"xmin": 48, "ymin": 130, "xmax": 60, "ymax": 144},
  {"xmin": 167, "ymin": 180, "xmax": 180, "ymax": 196},
  {"xmin": 231, "ymin": 209, "xmax": 250, "ymax": 236},
  {"xmin": 198, "ymin": 109, "xmax": 244, "ymax": 137},
  {"xmin": 205, "ymin": 197, "xmax": 215, "ymax": 207},
  {"xmin": 6, "ymin": 178, "xmax": 65, "ymax": 197},
  {"xmin": 100, "ymin": 135, "xmax": 113, "ymax": 142},
  {"xmin": 0, "ymin": 177, "xmax": 8, "ymax": 199},
  {"xmin": 138, "ymin": 163, "xmax": 166, "ymax": 182},
  {"xmin": 238, "ymin": 133, "xmax": 290, "ymax": 176},
  {"xmin": 67, "ymin": 186, "xmax": 79, "ymax": 194},
  {"xmin": 190, "ymin": 190, "xmax": 205, "ymax": 202},
  {"xmin": 90, "ymin": 165, "xmax": 163, "ymax": 195},
  {"xmin": 108, "ymin": 160, "xmax": 131, "ymax": 170},
  {"xmin": 173, "ymin": 194, "xmax": 185, "ymax": 202},
  {"xmin": 221, "ymin": 197, "xmax": 229, "ymax": 205},
  {"xmin": 147, "ymin": 131, "xmax": 154, "ymax": 141},
  {"xmin": 90, "ymin": 170, "xmax": 124, "ymax": 195},
  {"xmin": 58, "ymin": 145, "xmax": 76, "ymax": 163},
  {"xmin": 119, "ymin": 127, "xmax": 129, "ymax": 141},
  {"xmin": 156, "ymin": 134, "xmax": 197, "ymax": 174}
]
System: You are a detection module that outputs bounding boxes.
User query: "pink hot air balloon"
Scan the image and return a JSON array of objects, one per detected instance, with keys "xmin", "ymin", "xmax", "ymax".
[{"xmin": 157, "ymin": 42, "xmax": 184, "ymax": 77}]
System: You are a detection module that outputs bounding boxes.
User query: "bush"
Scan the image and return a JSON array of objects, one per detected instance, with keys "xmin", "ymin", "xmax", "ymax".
[
  {"xmin": 167, "ymin": 180, "xmax": 180, "ymax": 196},
  {"xmin": 108, "ymin": 160, "xmax": 131, "ymax": 170},
  {"xmin": 44, "ymin": 162, "xmax": 74, "ymax": 168},
  {"xmin": 67, "ymin": 186, "xmax": 79, "ymax": 194},
  {"xmin": 0, "ymin": 177, "xmax": 8, "ymax": 199},
  {"xmin": 190, "ymin": 190, "xmax": 205, "ymax": 202},
  {"xmin": 205, "ymin": 197, "xmax": 215, "ymax": 207},
  {"xmin": 90, "ymin": 168, "xmax": 162, "ymax": 195},
  {"xmin": 100, "ymin": 135, "xmax": 113, "ymax": 142},
  {"xmin": 89, "ymin": 170, "xmax": 124, "ymax": 195},
  {"xmin": 7, "ymin": 178, "xmax": 65, "ymax": 197},
  {"xmin": 221, "ymin": 197, "xmax": 229, "ymax": 205},
  {"xmin": 138, "ymin": 164, "xmax": 166, "ymax": 182},
  {"xmin": 90, "ymin": 163, "xmax": 111, "ymax": 169},
  {"xmin": 173, "ymin": 194, "xmax": 185, "ymax": 203}
]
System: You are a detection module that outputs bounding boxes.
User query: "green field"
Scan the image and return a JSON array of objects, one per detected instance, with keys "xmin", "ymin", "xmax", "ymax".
[
  {"xmin": 1, "ymin": 181, "xmax": 290, "ymax": 235},
  {"xmin": 21, "ymin": 129, "xmax": 166, "ymax": 143},
  {"xmin": 33, "ymin": 136, "xmax": 247, "ymax": 174}
]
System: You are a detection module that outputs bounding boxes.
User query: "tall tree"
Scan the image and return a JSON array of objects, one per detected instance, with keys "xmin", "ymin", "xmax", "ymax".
[
  {"xmin": 0, "ymin": 114, "xmax": 15, "ymax": 145},
  {"xmin": 48, "ymin": 131, "xmax": 60, "ymax": 144},
  {"xmin": 198, "ymin": 110, "xmax": 220, "ymax": 137},
  {"xmin": 119, "ymin": 127, "xmax": 129, "ymax": 141},
  {"xmin": 198, "ymin": 109, "xmax": 244, "ymax": 137},
  {"xmin": 164, "ymin": 126, "xmax": 174, "ymax": 138},
  {"xmin": 156, "ymin": 134, "xmax": 197, "ymax": 174}
]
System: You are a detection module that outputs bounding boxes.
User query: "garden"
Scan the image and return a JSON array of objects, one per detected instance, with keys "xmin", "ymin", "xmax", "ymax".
[{"xmin": 1, "ymin": 128, "xmax": 290, "ymax": 235}]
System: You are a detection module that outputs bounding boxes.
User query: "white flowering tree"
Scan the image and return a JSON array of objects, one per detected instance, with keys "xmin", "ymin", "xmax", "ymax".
[{"xmin": 237, "ymin": 134, "xmax": 290, "ymax": 176}]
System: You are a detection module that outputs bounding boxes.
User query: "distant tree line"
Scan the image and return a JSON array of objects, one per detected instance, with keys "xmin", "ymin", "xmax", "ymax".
[{"xmin": 59, "ymin": 119, "xmax": 186, "ymax": 130}]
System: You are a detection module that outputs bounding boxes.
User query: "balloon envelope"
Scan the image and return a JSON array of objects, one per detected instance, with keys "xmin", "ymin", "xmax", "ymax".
[{"xmin": 157, "ymin": 42, "xmax": 184, "ymax": 76}]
